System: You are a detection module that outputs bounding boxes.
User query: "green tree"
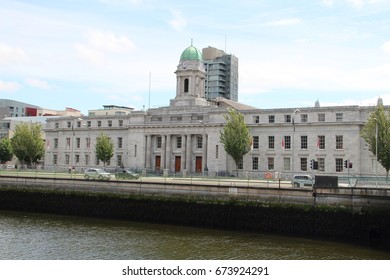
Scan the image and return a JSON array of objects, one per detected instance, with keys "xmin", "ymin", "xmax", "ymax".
[
  {"xmin": 219, "ymin": 108, "xmax": 252, "ymax": 176},
  {"xmin": 361, "ymin": 104, "xmax": 390, "ymax": 178},
  {"xmin": 0, "ymin": 137, "xmax": 13, "ymax": 163},
  {"xmin": 95, "ymin": 132, "xmax": 114, "ymax": 167},
  {"xmin": 10, "ymin": 123, "xmax": 45, "ymax": 167}
]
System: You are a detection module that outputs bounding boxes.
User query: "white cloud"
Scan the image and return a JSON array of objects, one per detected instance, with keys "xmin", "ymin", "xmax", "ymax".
[
  {"xmin": 382, "ymin": 41, "xmax": 390, "ymax": 54},
  {"xmin": 74, "ymin": 30, "xmax": 136, "ymax": 66},
  {"xmin": 346, "ymin": 0, "xmax": 384, "ymax": 8},
  {"xmin": 347, "ymin": 0, "xmax": 364, "ymax": 8},
  {"xmin": 322, "ymin": 0, "xmax": 334, "ymax": 7},
  {"xmin": 99, "ymin": 0, "xmax": 141, "ymax": 6},
  {"xmin": 0, "ymin": 80, "xmax": 21, "ymax": 92},
  {"xmin": 86, "ymin": 30, "xmax": 136, "ymax": 53},
  {"xmin": 25, "ymin": 78, "xmax": 51, "ymax": 90},
  {"xmin": 264, "ymin": 18, "xmax": 301, "ymax": 26},
  {"xmin": 0, "ymin": 43, "xmax": 29, "ymax": 64},
  {"xmin": 169, "ymin": 9, "xmax": 187, "ymax": 32}
]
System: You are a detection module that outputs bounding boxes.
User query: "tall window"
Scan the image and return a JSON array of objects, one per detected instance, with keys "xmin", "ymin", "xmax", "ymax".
[
  {"xmin": 86, "ymin": 137, "xmax": 91, "ymax": 149},
  {"xmin": 177, "ymin": 136, "xmax": 182, "ymax": 149},
  {"xmin": 66, "ymin": 138, "xmax": 71, "ymax": 149},
  {"xmin": 119, "ymin": 120, "xmax": 123, "ymax": 127},
  {"xmin": 300, "ymin": 158, "xmax": 308, "ymax": 171},
  {"xmin": 318, "ymin": 158, "xmax": 325, "ymax": 171},
  {"xmin": 65, "ymin": 154, "xmax": 70, "ymax": 165},
  {"xmin": 268, "ymin": 136, "xmax": 275, "ymax": 149},
  {"xmin": 216, "ymin": 145, "xmax": 219, "ymax": 158},
  {"xmin": 156, "ymin": 136, "xmax": 162, "ymax": 149},
  {"xmin": 318, "ymin": 113, "xmax": 325, "ymax": 122},
  {"xmin": 117, "ymin": 155, "xmax": 122, "ymax": 167},
  {"xmin": 268, "ymin": 157, "xmax": 274, "ymax": 170},
  {"xmin": 336, "ymin": 135, "xmax": 343, "ymax": 150},
  {"xmin": 252, "ymin": 157, "xmax": 259, "ymax": 170},
  {"xmin": 184, "ymin": 78, "xmax": 189, "ymax": 92},
  {"xmin": 118, "ymin": 137, "xmax": 123, "ymax": 149},
  {"xmin": 284, "ymin": 115, "xmax": 292, "ymax": 123},
  {"xmin": 75, "ymin": 154, "xmax": 80, "ymax": 164},
  {"xmin": 53, "ymin": 154, "xmax": 58, "ymax": 165},
  {"xmin": 253, "ymin": 136, "xmax": 259, "ymax": 149},
  {"xmin": 197, "ymin": 136, "xmax": 203, "ymax": 149},
  {"xmin": 283, "ymin": 157, "xmax": 291, "ymax": 171},
  {"xmin": 301, "ymin": 135, "xmax": 308, "ymax": 149},
  {"xmin": 336, "ymin": 158, "xmax": 343, "ymax": 172},
  {"xmin": 85, "ymin": 154, "xmax": 90, "ymax": 166},
  {"xmin": 318, "ymin": 135, "xmax": 325, "ymax": 150},
  {"xmin": 284, "ymin": 136, "xmax": 291, "ymax": 149},
  {"xmin": 238, "ymin": 159, "xmax": 243, "ymax": 170},
  {"xmin": 108, "ymin": 120, "xmax": 112, "ymax": 127},
  {"xmin": 54, "ymin": 138, "xmax": 58, "ymax": 149},
  {"xmin": 134, "ymin": 145, "xmax": 137, "ymax": 157},
  {"xmin": 268, "ymin": 115, "xmax": 275, "ymax": 123},
  {"xmin": 336, "ymin": 113, "xmax": 343, "ymax": 122},
  {"xmin": 76, "ymin": 138, "xmax": 80, "ymax": 149}
]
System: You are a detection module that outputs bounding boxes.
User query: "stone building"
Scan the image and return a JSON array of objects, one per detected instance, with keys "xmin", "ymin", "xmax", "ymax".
[{"xmin": 44, "ymin": 44, "xmax": 384, "ymax": 178}]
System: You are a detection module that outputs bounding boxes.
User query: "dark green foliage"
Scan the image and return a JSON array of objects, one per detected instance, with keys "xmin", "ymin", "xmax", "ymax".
[{"xmin": 0, "ymin": 137, "xmax": 13, "ymax": 163}]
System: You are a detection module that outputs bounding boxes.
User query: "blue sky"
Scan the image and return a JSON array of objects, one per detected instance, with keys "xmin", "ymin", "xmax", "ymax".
[{"xmin": 1, "ymin": 0, "xmax": 390, "ymax": 115}]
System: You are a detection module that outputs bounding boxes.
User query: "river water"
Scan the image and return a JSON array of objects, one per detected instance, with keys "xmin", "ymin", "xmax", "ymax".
[{"xmin": 0, "ymin": 210, "xmax": 389, "ymax": 260}]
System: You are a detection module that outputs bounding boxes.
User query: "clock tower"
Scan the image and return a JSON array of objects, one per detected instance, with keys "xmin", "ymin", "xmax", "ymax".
[{"xmin": 170, "ymin": 43, "xmax": 208, "ymax": 107}]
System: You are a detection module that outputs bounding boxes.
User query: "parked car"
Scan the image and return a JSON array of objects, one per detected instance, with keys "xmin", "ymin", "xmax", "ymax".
[
  {"xmin": 292, "ymin": 175, "xmax": 314, "ymax": 188},
  {"xmin": 115, "ymin": 169, "xmax": 140, "ymax": 180},
  {"xmin": 84, "ymin": 168, "xmax": 111, "ymax": 180}
]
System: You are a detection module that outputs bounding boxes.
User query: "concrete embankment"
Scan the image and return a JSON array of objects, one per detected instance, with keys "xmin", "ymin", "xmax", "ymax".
[{"xmin": 1, "ymin": 176, "xmax": 390, "ymax": 251}]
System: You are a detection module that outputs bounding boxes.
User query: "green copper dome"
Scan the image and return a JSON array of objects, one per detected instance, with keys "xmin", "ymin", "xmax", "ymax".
[{"xmin": 180, "ymin": 45, "xmax": 203, "ymax": 61}]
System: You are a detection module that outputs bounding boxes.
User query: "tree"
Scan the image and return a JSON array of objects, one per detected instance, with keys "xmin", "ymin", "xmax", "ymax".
[
  {"xmin": 361, "ymin": 104, "xmax": 390, "ymax": 178},
  {"xmin": 95, "ymin": 132, "xmax": 114, "ymax": 167},
  {"xmin": 10, "ymin": 123, "xmax": 45, "ymax": 167},
  {"xmin": 0, "ymin": 137, "xmax": 13, "ymax": 163},
  {"xmin": 219, "ymin": 108, "xmax": 252, "ymax": 176}
]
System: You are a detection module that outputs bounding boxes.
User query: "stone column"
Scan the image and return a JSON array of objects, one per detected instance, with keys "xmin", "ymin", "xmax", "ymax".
[
  {"xmin": 161, "ymin": 134, "xmax": 166, "ymax": 170},
  {"xmin": 186, "ymin": 134, "xmax": 192, "ymax": 173},
  {"xmin": 203, "ymin": 133, "xmax": 208, "ymax": 172},
  {"xmin": 146, "ymin": 134, "xmax": 152, "ymax": 169},
  {"xmin": 181, "ymin": 135, "xmax": 186, "ymax": 171},
  {"xmin": 166, "ymin": 134, "xmax": 171, "ymax": 171}
]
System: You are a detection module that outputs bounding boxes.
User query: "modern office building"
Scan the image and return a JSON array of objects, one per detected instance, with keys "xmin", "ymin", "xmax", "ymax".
[
  {"xmin": 202, "ymin": 46, "xmax": 238, "ymax": 102},
  {"xmin": 0, "ymin": 99, "xmax": 41, "ymax": 119},
  {"xmin": 43, "ymin": 43, "xmax": 384, "ymax": 178}
]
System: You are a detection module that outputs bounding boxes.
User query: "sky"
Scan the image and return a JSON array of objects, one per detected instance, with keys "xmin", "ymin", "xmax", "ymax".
[{"xmin": 1, "ymin": 0, "xmax": 390, "ymax": 115}]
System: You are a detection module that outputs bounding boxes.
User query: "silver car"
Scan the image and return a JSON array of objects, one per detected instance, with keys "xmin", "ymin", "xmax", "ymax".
[
  {"xmin": 292, "ymin": 175, "xmax": 314, "ymax": 188},
  {"xmin": 84, "ymin": 168, "xmax": 111, "ymax": 180}
]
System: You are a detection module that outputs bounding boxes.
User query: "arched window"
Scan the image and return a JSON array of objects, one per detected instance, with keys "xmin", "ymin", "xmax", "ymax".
[{"xmin": 184, "ymin": 78, "xmax": 189, "ymax": 93}]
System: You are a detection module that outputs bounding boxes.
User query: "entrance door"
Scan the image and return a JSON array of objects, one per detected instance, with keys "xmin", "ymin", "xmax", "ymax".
[
  {"xmin": 175, "ymin": 156, "xmax": 181, "ymax": 172},
  {"xmin": 196, "ymin": 156, "xmax": 202, "ymax": 173},
  {"xmin": 155, "ymin": 155, "xmax": 161, "ymax": 171}
]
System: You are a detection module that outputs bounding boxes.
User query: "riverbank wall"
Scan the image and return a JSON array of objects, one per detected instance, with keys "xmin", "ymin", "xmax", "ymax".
[{"xmin": 1, "ymin": 176, "xmax": 390, "ymax": 251}]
